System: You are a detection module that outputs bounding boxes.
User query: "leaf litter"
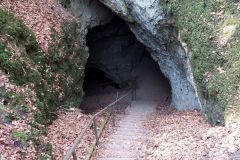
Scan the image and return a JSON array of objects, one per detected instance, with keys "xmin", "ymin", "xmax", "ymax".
[{"xmin": 140, "ymin": 104, "xmax": 240, "ymax": 160}]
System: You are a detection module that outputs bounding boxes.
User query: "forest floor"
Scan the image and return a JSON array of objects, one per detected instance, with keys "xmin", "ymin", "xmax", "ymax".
[
  {"xmin": 139, "ymin": 103, "xmax": 240, "ymax": 160},
  {"xmin": 0, "ymin": 0, "xmax": 72, "ymax": 52},
  {"xmin": 2, "ymin": 96, "xmax": 240, "ymax": 159}
]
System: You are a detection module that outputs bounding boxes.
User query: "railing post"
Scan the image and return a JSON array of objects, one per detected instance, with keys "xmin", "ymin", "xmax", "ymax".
[
  {"xmin": 112, "ymin": 92, "xmax": 119, "ymax": 127},
  {"xmin": 112, "ymin": 106, "xmax": 115, "ymax": 127},
  {"xmin": 63, "ymin": 92, "xmax": 131, "ymax": 160},
  {"xmin": 93, "ymin": 117, "xmax": 99, "ymax": 145},
  {"xmin": 72, "ymin": 150, "xmax": 77, "ymax": 160}
]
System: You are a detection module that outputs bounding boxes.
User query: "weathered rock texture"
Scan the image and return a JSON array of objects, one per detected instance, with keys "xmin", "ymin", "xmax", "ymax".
[
  {"xmin": 69, "ymin": 0, "xmax": 114, "ymax": 28},
  {"xmin": 99, "ymin": 0, "xmax": 201, "ymax": 110}
]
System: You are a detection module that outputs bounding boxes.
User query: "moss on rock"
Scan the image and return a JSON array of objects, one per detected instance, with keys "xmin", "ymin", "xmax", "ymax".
[
  {"xmin": 164, "ymin": 0, "xmax": 240, "ymax": 124},
  {"xmin": 0, "ymin": 8, "xmax": 88, "ymax": 158},
  {"xmin": 0, "ymin": 9, "xmax": 88, "ymax": 123}
]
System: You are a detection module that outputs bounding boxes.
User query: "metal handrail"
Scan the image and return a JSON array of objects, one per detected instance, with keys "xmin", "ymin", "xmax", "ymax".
[{"xmin": 63, "ymin": 91, "xmax": 133, "ymax": 160}]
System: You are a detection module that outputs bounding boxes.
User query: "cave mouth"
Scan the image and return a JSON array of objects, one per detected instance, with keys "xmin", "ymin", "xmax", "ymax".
[
  {"xmin": 81, "ymin": 16, "xmax": 172, "ymax": 112},
  {"xmin": 83, "ymin": 67, "xmax": 119, "ymax": 96}
]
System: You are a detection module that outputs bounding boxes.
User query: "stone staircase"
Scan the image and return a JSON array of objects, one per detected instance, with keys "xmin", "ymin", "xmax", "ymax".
[{"xmin": 97, "ymin": 100, "xmax": 157, "ymax": 160}]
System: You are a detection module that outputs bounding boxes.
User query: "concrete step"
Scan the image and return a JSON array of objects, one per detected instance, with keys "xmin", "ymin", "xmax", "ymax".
[
  {"xmin": 98, "ymin": 150, "xmax": 135, "ymax": 158},
  {"xmin": 107, "ymin": 138, "xmax": 140, "ymax": 144},
  {"xmin": 116, "ymin": 124, "xmax": 142, "ymax": 129},
  {"xmin": 119, "ymin": 121, "xmax": 144, "ymax": 126},
  {"xmin": 113, "ymin": 130, "xmax": 144, "ymax": 137},
  {"xmin": 117, "ymin": 122, "xmax": 141, "ymax": 125},
  {"xmin": 98, "ymin": 158, "xmax": 134, "ymax": 160},
  {"xmin": 94, "ymin": 101, "xmax": 156, "ymax": 159},
  {"xmin": 121, "ymin": 116, "xmax": 145, "ymax": 120},
  {"xmin": 121, "ymin": 118, "xmax": 146, "ymax": 122},
  {"xmin": 105, "ymin": 143, "xmax": 135, "ymax": 150},
  {"xmin": 117, "ymin": 127, "xmax": 145, "ymax": 133},
  {"xmin": 111, "ymin": 134, "xmax": 142, "ymax": 139},
  {"xmin": 109, "ymin": 135, "xmax": 140, "ymax": 141}
]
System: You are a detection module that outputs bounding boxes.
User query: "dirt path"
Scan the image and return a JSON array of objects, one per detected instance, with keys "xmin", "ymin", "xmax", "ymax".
[{"xmin": 94, "ymin": 100, "xmax": 157, "ymax": 159}]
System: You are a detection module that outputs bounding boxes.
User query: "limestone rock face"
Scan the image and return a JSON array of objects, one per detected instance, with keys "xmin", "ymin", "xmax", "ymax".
[
  {"xmin": 99, "ymin": 0, "xmax": 201, "ymax": 110},
  {"xmin": 70, "ymin": 0, "xmax": 114, "ymax": 28}
]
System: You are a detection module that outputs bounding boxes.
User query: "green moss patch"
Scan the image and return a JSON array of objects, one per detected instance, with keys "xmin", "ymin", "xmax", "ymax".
[
  {"xmin": 0, "ymin": 9, "xmax": 39, "ymax": 58},
  {"xmin": 0, "ymin": 8, "xmax": 88, "ymax": 158},
  {"xmin": 164, "ymin": 0, "xmax": 240, "ymax": 124},
  {"xmin": 12, "ymin": 129, "xmax": 29, "ymax": 146},
  {"xmin": 0, "ymin": 9, "xmax": 88, "ymax": 124}
]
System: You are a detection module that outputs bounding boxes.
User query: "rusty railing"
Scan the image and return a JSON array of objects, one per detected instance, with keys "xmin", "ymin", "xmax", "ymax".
[{"xmin": 63, "ymin": 89, "xmax": 135, "ymax": 160}]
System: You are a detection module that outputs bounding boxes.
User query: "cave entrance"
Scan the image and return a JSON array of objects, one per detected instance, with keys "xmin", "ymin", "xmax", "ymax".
[
  {"xmin": 81, "ymin": 16, "xmax": 172, "ymax": 112},
  {"xmin": 83, "ymin": 67, "xmax": 119, "ymax": 96},
  {"xmin": 134, "ymin": 53, "xmax": 171, "ymax": 102}
]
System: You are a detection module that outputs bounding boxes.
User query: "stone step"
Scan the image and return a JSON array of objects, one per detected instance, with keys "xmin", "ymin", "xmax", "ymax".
[
  {"xmin": 105, "ymin": 143, "xmax": 136, "ymax": 151},
  {"xmin": 110, "ymin": 134, "xmax": 142, "ymax": 139},
  {"xmin": 120, "ymin": 122, "xmax": 145, "ymax": 126},
  {"xmin": 107, "ymin": 138, "xmax": 140, "ymax": 144},
  {"xmin": 122, "ymin": 115, "xmax": 147, "ymax": 119},
  {"xmin": 113, "ymin": 130, "xmax": 144, "ymax": 136},
  {"xmin": 94, "ymin": 101, "xmax": 156, "ymax": 159},
  {"xmin": 109, "ymin": 135, "xmax": 140, "ymax": 141},
  {"xmin": 118, "ymin": 124, "xmax": 142, "ymax": 128},
  {"xmin": 98, "ymin": 158, "xmax": 134, "ymax": 160},
  {"xmin": 116, "ymin": 124, "xmax": 142, "ymax": 129},
  {"xmin": 121, "ymin": 118, "xmax": 146, "ymax": 121},
  {"xmin": 118, "ymin": 120, "xmax": 142, "ymax": 123},
  {"xmin": 125, "ymin": 110, "xmax": 153, "ymax": 113},
  {"xmin": 119, "ymin": 121, "xmax": 144, "ymax": 125},
  {"xmin": 98, "ymin": 150, "xmax": 135, "ymax": 158},
  {"xmin": 104, "ymin": 142, "xmax": 143, "ymax": 149},
  {"xmin": 117, "ymin": 127, "xmax": 145, "ymax": 133}
]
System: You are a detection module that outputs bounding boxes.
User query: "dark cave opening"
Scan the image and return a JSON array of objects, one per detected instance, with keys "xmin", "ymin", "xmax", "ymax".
[
  {"xmin": 81, "ymin": 16, "xmax": 172, "ymax": 112},
  {"xmin": 83, "ymin": 67, "xmax": 119, "ymax": 96}
]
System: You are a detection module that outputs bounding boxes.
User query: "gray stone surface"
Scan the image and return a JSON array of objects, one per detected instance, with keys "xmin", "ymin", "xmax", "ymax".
[
  {"xmin": 97, "ymin": 100, "xmax": 156, "ymax": 159},
  {"xmin": 72, "ymin": 0, "xmax": 202, "ymax": 110},
  {"xmin": 69, "ymin": 0, "xmax": 114, "ymax": 28},
  {"xmin": 99, "ymin": 0, "xmax": 202, "ymax": 110}
]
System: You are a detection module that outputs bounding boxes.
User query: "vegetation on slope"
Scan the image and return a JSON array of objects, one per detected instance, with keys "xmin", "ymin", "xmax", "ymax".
[
  {"xmin": 0, "ymin": 8, "xmax": 88, "ymax": 158},
  {"xmin": 163, "ymin": 0, "xmax": 240, "ymax": 124}
]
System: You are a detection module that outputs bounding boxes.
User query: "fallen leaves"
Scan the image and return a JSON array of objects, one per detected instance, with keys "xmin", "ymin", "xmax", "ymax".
[
  {"xmin": 47, "ymin": 108, "xmax": 103, "ymax": 159},
  {"xmin": 0, "ymin": 0, "xmax": 82, "ymax": 159},
  {"xmin": 141, "ymin": 105, "xmax": 240, "ymax": 160},
  {"xmin": 47, "ymin": 92, "xmax": 123, "ymax": 159},
  {"xmin": 0, "ymin": 0, "xmax": 73, "ymax": 52},
  {"xmin": 0, "ymin": 119, "xmax": 38, "ymax": 160}
]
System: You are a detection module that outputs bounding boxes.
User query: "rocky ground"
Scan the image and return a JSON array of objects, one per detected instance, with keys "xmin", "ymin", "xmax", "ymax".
[{"xmin": 140, "ymin": 103, "xmax": 240, "ymax": 160}]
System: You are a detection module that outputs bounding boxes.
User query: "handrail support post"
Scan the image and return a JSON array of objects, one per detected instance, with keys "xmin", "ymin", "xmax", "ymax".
[
  {"xmin": 63, "ymin": 91, "xmax": 130, "ymax": 160},
  {"xmin": 93, "ymin": 117, "xmax": 99, "ymax": 145},
  {"xmin": 112, "ymin": 106, "xmax": 115, "ymax": 127},
  {"xmin": 72, "ymin": 150, "xmax": 77, "ymax": 160}
]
